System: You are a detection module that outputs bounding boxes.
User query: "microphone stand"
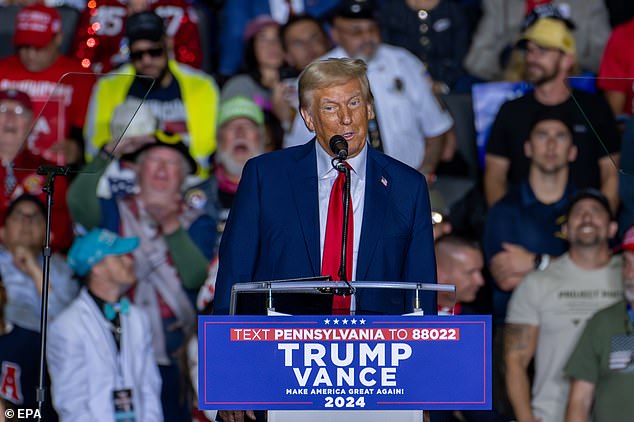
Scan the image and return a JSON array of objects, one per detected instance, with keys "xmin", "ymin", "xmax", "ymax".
[
  {"xmin": 35, "ymin": 164, "xmax": 72, "ymax": 415},
  {"xmin": 331, "ymin": 157, "xmax": 355, "ymax": 300}
]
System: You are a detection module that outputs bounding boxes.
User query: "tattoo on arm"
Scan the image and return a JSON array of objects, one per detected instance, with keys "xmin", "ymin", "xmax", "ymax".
[{"xmin": 504, "ymin": 324, "xmax": 533, "ymax": 352}]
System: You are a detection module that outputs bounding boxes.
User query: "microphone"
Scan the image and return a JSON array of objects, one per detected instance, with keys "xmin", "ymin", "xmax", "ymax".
[{"xmin": 329, "ymin": 135, "xmax": 348, "ymax": 160}]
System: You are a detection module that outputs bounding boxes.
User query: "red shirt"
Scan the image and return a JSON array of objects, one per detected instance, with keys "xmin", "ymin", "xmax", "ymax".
[
  {"xmin": 525, "ymin": 0, "xmax": 552, "ymax": 16},
  {"xmin": 71, "ymin": 0, "xmax": 203, "ymax": 73},
  {"xmin": 0, "ymin": 55, "xmax": 94, "ymax": 164},
  {"xmin": 0, "ymin": 149, "xmax": 73, "ymax": 251},
  {"xmin": 598, "ymin": 18, "xmax": 634, "ymax": 115}
]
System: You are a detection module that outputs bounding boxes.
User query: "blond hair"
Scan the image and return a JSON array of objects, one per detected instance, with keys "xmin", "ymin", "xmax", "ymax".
[{"xmin": 298, "ymin": 58, "xmax": 374, "ymax": 110}]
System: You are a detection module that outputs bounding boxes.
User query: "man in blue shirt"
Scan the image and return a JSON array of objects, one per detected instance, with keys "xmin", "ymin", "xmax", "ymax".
[
  {"xmin": 483, "ymin": 107, "xmax": 579, "ymax": 419},
  {"xmin": 484, "ymin": 108, "xmax": 579, "ymax": 322}
]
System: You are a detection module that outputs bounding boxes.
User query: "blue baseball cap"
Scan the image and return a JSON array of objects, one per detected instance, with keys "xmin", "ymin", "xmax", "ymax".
[{"xmin": 68, "ymin": 229, "xmax": 139, "ymax": 277}]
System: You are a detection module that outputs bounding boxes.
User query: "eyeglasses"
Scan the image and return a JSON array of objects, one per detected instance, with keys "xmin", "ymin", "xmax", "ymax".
[
  {"xmin": 0, "ymin": 104, "xmax": 29, "ymax": 116},
  {"xmin": 129, "ymin": 47, "xmax": 164, "ymax": 62},
  {"xmin": 7, "ymin": 209, "xmax": 44, "ymax": 224}
]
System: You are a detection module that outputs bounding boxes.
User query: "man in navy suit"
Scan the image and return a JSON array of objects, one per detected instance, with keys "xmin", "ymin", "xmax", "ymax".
[{"xmin": 214, "ymin": 57, "xmax": 437, "ymax": 317}]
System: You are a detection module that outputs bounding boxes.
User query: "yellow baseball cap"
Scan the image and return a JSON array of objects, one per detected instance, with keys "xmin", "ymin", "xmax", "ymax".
[{"xmin": 517, "ymin": 17, "xmax": 575, "ymax": 55}]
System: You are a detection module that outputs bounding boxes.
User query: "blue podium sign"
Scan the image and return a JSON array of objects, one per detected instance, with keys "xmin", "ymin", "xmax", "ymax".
[{"xmin": 198, "ymin": 315, "xmax": 491, "ymax": 411}]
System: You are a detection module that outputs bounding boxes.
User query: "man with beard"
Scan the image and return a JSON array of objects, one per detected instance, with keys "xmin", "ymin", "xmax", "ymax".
[
  {"xmin": 186, "ymin": 96, "xmax": 266, "ymax": 255},
  {"xmin": 189, "ymin": 97, "xmax": 266, "ymax": 314},
  {"xmin": 484, "ymin": 16, "xmax": 620, "ymax": 211},
  {"xmin": 84, "ymin": 10, "xmax": 219, "ymax": 175},
  {"xmin": 504, "ymin": 189, "xmax": 623, "ymax": 422},
  {"xmin": 283, "ymin": 0, "xmax": 454, "ymax": 178},
  {"xmin": 564, "ymin": 224, "xmax": 634, "ymax": 421}
]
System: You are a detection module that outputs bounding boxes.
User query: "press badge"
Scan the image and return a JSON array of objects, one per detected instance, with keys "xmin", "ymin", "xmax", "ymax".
[
  {"xmin": 609, "ymin": 335, "xmax": 634, "ymax": 371},
  {"xmin": 113, "ymin": 388, "xmax": 135, "ymax": 421}
]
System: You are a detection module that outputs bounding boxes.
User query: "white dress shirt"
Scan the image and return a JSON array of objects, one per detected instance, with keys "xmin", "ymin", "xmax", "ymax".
[{"xmin": 316, "ymin": 140, "xmax": 367, "ymax": 282}]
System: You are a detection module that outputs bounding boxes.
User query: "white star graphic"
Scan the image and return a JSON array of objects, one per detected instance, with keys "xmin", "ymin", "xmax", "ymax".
[
  {"xmin": 342, "ymin": 318, "xmax": 349, "ymax": 325},
  {"xmin": 351, "ymin": 318, "xmax": 357, "ymax": 325},
  {"xmin": 324, "ymin": 318, "xmax": 330, "ymax": 325},
  {"xmin": 360, "ymin": 319, "xmax": 366, "ymax": 325},
  {"xmin": 333, "ymin": 318, "xmax": 340, "ymax": 325}
]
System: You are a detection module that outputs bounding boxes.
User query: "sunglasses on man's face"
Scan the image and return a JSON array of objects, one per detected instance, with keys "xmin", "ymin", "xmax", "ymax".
[{"xmin": 129, "ymin": 47, "xmax": 164, "ymax": 62}]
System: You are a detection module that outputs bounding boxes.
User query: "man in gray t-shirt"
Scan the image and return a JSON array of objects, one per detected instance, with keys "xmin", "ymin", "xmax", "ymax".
[{"xmin": 504, "ymin": 189, "xmax": 623, "ymax": 422}]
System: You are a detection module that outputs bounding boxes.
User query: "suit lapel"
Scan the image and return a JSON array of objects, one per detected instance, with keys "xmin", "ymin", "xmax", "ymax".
[
  {"xmin": 357, "ymin": 148, "xmax": 389, "ymax": 281},
  {"xmin": 287, "ymin": 139, "xmax": 321, "ymax": 275}
]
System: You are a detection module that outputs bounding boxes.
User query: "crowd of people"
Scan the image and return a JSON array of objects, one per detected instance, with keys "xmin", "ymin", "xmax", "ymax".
[{"xmin": 0, "ymin": 0, "xmax": 634, "ymax": 421}]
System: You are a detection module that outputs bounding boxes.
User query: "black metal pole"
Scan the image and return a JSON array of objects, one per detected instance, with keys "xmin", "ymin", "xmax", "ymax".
[{"xmin": 35, "ymin": 165, "xmax": 71, "ymax": 416}]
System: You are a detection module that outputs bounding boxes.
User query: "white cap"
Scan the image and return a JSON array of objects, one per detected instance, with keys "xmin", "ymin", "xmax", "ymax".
[{"xmin": 110, "ymin": 98, "xmax": 157, "ymax": 141}]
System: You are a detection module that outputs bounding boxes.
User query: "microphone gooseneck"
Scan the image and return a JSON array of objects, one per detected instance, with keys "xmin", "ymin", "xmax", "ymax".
[
  {"xmin": 329, "ymin": 135, "xmax": 348, "ymax": 160},
  {"xmin": 326, "ymin": 135, "xmax": 355, "ymax": 300}
]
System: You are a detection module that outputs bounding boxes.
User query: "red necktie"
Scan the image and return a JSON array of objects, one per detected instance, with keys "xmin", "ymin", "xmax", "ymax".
[{"xmin": 322, "ymin": 168, "xmax": 353, "ymax": 314}]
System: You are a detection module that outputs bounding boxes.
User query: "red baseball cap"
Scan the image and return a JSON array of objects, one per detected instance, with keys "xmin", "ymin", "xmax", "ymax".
[
  {"xmin": 243, "ymin": 15, "xmax": 279, "ymax": 42},
  {"xmin": 13, "ymin": 4, "xmax": 62, "ymax": 48},
  {"xmin": 0, "ymin": 89, "xmax": 33, "ymax": 112}
]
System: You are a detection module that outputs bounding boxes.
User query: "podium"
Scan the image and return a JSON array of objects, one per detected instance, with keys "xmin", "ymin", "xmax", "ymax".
[
  {"xmin": 198, "ymin": 280, "xmax": 491, "ymax": 421},
  {"xmin": 207, "ymin": 280, "xmax": 467, "ymax": 422}
]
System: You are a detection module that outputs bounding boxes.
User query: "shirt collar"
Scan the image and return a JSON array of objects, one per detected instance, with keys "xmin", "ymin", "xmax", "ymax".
[
  {"xmin": 520, "ymin": 180, "xmax": 576, "ymax": 208},
  {"xmin": 316, "ymin": 138, "xmax": 367, "ymax": 182}
]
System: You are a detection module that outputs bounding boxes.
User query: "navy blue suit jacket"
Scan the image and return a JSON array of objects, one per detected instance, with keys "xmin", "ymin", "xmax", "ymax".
[{"xmin": 214, "ymin": 140, "xmax": 437, "ymax": 315}]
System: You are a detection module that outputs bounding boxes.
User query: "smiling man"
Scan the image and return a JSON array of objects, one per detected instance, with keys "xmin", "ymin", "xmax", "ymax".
[
  {"xmin": 504, "ymin": 189, "xmax": 623, "ymax": 422},
  {"xmin": 67, "ymin": 130, "xmax": 215, "ymax": 421}
]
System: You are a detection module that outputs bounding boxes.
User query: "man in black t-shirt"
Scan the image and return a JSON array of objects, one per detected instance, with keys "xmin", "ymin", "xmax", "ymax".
[{"xmin": 484, "ymin": 16, "xmax": 620, "ymax": 211}]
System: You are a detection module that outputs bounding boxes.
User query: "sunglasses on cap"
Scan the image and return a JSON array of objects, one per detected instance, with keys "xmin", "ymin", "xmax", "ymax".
[{"xmin": 129, "ymin": 47, "xmax": 164, "ymax": 62}]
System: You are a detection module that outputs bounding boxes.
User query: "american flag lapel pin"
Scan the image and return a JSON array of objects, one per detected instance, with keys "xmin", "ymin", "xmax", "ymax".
[{"xmin": 381, "ymin": 176, "xmax": 388, "ymax": 187}]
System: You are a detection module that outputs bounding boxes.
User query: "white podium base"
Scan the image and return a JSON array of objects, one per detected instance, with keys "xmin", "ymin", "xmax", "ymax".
[{"xmin": 268, "ymin": 410, "xmax": 424, "ymax": 422}]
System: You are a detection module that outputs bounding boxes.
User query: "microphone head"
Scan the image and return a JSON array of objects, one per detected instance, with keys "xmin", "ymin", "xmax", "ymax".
[{"xmin": 329, "ymin": 135, "xmax": 348, "ymax": 159}]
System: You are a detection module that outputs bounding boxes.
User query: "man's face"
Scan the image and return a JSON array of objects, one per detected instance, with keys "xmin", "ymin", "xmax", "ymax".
[
  {"xmin": 332, "ymin": 17, "xmax": 380, "ymax": 62},
  {"xmin": 100, "ymin": 254, "xmax": 136, "ymax": 286},
  {"xmin": 0, "ymin": 99, "xmax": 32, "ymax": 151},
  {"xmin": 129, "ymin": 39, "xmax": 168, "ymax": 80},
  {"xmin": 16, "ymin": 37, "xmax": 59, "ymax": 72},
  {"xmin": 2, "ymin": 201, "xmax": 45, "ymax": 250},
  {"xmin": 137, "ymin": 146, "xmax": 185, "ymax": 195},
  {"xmin": 300, "ymin": 78, "xmax": 372, "ymax": 159},
  {"xmin": 216, "ymin": 117, "xmax": 263, "ymax": 177},
  {"xmin": 523, "ymin": 41, "xmax": 565, "ymax": 85},
  {"xmin": 283, "ymin": 20, "xmax": 330, "ymax": 71},
  {"xmin": 623, "ymin": 250, "xmax": 634, "ymax": 303},
  {"xmin": 440, "ymin": 247, "xmax": 485, "ymax": 303},
  {"xmin": 563, "ymin": 198, "xmax": 616, "ymax": 248},
  {"xmin": 525, "ymin": 119, "xmax": 577, "ymax": 174}
]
